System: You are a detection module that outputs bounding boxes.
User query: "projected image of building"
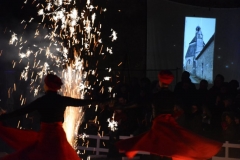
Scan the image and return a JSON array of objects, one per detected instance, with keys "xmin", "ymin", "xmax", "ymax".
[{"xmin": 184, "ymin": 26, "xmax": 214, "ymax": 83}]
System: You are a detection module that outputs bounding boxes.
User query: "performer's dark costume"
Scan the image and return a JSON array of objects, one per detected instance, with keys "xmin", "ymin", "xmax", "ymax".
[
  {"xmin": 0, "ymin": 91, "xmax": 99, "ymax": 160},
  {"xmin": 116, "ymin": 70, "xmax": 222, "ymax": 160},
  {"xmin": 152, "ymin": 87, "xmax": 176, "ymax": 118}
]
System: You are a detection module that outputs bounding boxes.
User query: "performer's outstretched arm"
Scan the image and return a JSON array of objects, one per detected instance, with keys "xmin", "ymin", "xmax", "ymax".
[
  {"xmin": 61, "ymin": 96, "xmax": 110, "ymax": 107},
  {"xmin": 0, "ymin": 99, "xmax": 39, "ymax": 120}
]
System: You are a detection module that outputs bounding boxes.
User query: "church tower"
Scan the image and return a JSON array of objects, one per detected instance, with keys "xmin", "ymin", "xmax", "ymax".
[
  {"xmin": 195, "ymin": 26, "xmax": 205, "ymax": 57},
  {"xmin": 185, "ymin": 26, "xmax": 205, "ymax": 75}
]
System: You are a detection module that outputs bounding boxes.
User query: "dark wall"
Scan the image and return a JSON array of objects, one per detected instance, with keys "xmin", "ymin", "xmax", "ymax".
[{"xmin": 147, "ymin": 0, "xmax": 240, "ymax": 83}]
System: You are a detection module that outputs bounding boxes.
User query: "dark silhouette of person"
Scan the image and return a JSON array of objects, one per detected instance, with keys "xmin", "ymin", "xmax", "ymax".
[{"xmin": 0, "ymin": 74, "xmax": 107, "ymax": 160}]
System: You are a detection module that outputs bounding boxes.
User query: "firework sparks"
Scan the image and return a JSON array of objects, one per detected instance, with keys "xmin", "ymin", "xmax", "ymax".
[
  {"xmin": 110, "ymin": 29, "xmax": 117, "ymax": 42},
  {"xmin": 78, "ymin": 133, "xmax": 89, "ymax": 141},
  {"xmin": 9, "ymin": 32, "xmax": 18, "ymax": 45},
  {"xmin": 107, "ymin": 118, "xmax": 118, "ymax": 132},
  {"xmin": 7, "ymin": 0, "xmax": 117, "ymax": 150},
  {"xmin": 107, "ymin": 113, "xmax": 118, "ymax": 132},
  {"xmin": 62, "ymin": 61, "xmax": 85, "ymax": 147}
]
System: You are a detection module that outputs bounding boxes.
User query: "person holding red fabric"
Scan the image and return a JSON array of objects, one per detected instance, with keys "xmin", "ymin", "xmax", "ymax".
[
  {"xmin": 0, "ymin": 73, "xmax": 106, "ymax": 160},
  {"xmin": 115, "ymin": 70, "xmax": 222, "ymax": 160}
]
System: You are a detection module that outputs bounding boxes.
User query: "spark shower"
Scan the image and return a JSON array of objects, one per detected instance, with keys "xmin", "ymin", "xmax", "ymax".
[{"xmin": 7, "ymin": 0, "xmax": 117, "ymax": 148}]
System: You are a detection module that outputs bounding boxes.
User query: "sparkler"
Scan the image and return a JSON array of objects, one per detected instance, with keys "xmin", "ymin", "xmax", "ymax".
[{"xmin": 7, "ymin": 0, "xmax": 117, "ymax": 149}]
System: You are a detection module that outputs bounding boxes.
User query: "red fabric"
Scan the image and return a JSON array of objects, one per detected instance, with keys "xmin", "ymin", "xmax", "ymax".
[
  {"xmin": 0, "ymin": 122, "xmax": 81, "ymax": 160},
  {"xmin": 44, "ymin": 74, "xmax": 63, "ymax": 91},
  {"xmin": 0, "ymin": 123, "xmax": 38, "ymax": 150},
  {"xmin": 158, "ymin": 70, "xmax": 174, "ymax": 85},
  {"xmin": 116, "ymin": 114, "xmax": 222, "ymax": 160}
]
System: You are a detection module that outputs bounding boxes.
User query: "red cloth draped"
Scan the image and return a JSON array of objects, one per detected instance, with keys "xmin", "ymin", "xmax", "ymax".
[
  {"xmin": 0, "ymin": 122, "xmax": 81, "ymax": 160},
  {"xmin": 116, "ymin": 114, "xmax": 222, "ymax": 160}
]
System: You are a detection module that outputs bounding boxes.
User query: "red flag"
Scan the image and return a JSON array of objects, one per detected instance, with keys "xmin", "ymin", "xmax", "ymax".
[{"xmin": 116, "ymin": 114, "xmax": 222, "ymax": 160}]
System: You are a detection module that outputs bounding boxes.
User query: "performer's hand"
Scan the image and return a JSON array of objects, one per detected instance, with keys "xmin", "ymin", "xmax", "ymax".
[{"xmin": 0, "ymin": 108, "xmax": 6, "ymax": 116}]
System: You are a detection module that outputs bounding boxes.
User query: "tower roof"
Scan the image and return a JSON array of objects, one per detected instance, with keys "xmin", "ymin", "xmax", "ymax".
[{"xmin": 185, "ymin": 43, "xmax": 196, "ymax": 58}]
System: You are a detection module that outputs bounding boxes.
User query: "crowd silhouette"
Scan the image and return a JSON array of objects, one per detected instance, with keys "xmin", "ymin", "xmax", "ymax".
[
  {"xmin": 81, "ymin": 71, "xmax": 240, "ymax": 145},
  {"xmin": 0, "ymin": 71, "xmax": 240, "ymax": 159}
]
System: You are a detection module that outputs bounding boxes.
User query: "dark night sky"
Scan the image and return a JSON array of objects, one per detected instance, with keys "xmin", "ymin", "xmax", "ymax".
[
  {"xmin": 0, "ymin": 0, "xmax": 147, "ymax": 74},
  {"xmin": 1, "ymin": 0, "xmax": 240, "ymax": 77},
  {"xmin": 0, "ymin": 0, "xmax": 147, "ymax": 106}
]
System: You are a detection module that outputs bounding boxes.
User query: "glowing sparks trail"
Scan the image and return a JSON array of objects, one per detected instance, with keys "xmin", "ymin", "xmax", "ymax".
[
  {"xmin": 107, "ymin": 118, "xmax": 118, "ymax": 132},
  {"xmin": 108, "ymin": 113, "xmax": 118, "ymax": 132},
  {"xmin": 61, "ymin": 56, "xmax": 85, "ymax": 146},
  {"xmin": 78, "ymin": 133, "xmax": 89, "ymax": 141},
  {"xmin": 8, "ymin": 0, "xmax": 117, "ymax": 149}
]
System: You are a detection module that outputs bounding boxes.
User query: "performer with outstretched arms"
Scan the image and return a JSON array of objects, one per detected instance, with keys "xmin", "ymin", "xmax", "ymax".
[
  {"xmin": 116, "ymin": 70, "xmax": 222, "ymax": 160},
  {"xmin": 0, "ymin": 74, "xmax": 107, "ymax": 160}
]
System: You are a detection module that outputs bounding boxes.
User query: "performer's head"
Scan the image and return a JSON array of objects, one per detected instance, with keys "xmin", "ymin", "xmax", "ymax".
[
  {"xmin": 158, "ymin": 70, "xmax": 174, "ymax": 88},
  {"xmin": 44, "ymin": 74, "xmax": 63, "ymax": 91}
]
